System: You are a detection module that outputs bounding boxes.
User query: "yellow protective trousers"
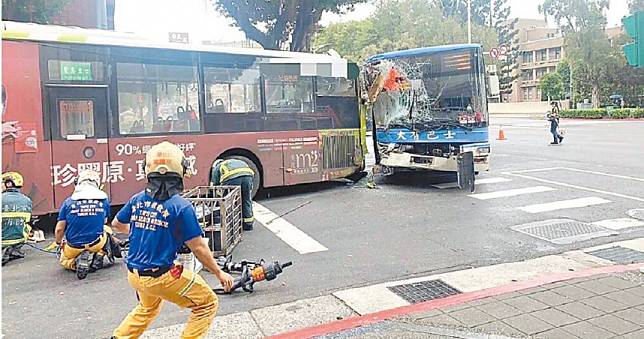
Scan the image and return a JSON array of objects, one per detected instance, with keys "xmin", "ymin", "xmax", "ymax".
[
  {"xmin": 59, "ymin": 229, "xmax": 109, "ymax": 270},
  {"xmin": 113, "ymin": 268, "xmax": 218, "ymax": 339}
]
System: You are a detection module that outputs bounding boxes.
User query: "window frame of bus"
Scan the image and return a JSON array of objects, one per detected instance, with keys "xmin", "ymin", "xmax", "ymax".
[
  {"xmin": 110, "ymin": 47, "xmax": 203, "ymax": 137},
  {"xmin": 40, "ymin": 44, "xmax": 109, "ymax": 141}
]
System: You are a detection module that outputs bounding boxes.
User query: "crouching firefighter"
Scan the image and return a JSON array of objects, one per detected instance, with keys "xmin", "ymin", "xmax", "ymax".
[
  {"xmin": 54, "ymin": 169, "xmax": 121, "ymax": 280},
  {"xmin": 210, "ymin": 158, "xmax": 255, "ymax": 231},
  {"xmin": 112, "ymin": 141, "xmax": 233, "ymax": 339},
  {"xmin": 2, "ymin": 172, "xmax": 32, "ymax": 265}
]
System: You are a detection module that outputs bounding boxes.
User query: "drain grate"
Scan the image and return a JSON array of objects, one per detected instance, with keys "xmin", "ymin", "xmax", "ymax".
[
  {"xmin": 586, "ymin": 246, "xmax": 644, "ymax": 264},
  {"xmin": 388, "ymin": 279, "xmax": 461, "ymax": 304},
  {"xmin": 627, "ymin": 209, "xmax": 644, "ymax": 221},
  {"xmin": 511, "ymin": 219, "xmax": 618, "ymax": 245}
]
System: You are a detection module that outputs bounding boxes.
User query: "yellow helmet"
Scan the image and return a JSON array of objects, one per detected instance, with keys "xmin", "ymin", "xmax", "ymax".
[
  {"xmin": 144, "ymin": 141, "xmax": 191, "ymax": 177},
  {"xmin": 2, "ymin": 171, "xmax": 24, "ymax": 188}
]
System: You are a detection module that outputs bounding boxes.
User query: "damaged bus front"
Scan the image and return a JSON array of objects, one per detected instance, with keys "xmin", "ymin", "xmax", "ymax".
[{"xmin": 363, "ymin": 44, "xmax": 490, "ymax": 174}]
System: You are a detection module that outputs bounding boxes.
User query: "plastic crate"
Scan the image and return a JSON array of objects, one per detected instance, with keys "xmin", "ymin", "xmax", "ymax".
[{"xmin": 181, "ymin": 186, "xmax": 243, "ymax": 257}]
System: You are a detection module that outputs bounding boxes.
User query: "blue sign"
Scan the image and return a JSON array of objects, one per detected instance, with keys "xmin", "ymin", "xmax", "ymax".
[{"xmin": 376, "ymin": 127, "xmax": 488, "ymax": 144}]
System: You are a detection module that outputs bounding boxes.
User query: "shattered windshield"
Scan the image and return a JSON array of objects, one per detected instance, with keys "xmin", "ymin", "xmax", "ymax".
[{"xmin": 363, "ymin": 48, "xmax": 487, "ymax": 130}]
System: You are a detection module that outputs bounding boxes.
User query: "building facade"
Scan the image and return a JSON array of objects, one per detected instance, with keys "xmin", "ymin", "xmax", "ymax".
[{"xmin": 507, "ymin": 19, "xmax": 624, "ymax": 103}]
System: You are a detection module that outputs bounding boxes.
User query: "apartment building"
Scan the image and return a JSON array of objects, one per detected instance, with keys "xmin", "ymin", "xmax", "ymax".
[{"xmin": 506, "ymin": 19, "xmax": 624, "ymax": 103}]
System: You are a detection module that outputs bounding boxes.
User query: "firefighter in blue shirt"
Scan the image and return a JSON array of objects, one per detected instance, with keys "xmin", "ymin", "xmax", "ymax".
[
  {"xmin": 54, "ymin": 169, "xmax": 120, "ymax": 279},
  {"xmin": 112, "ymin": 141, "xmax": 233, "ymax": 339},
  {"xmin": 210, "ymin": 158, "xmax": 255, "ymax": 231},
  {"xmin": 1, "ymin": 172, "xmax": 32, "ymax": 265}
]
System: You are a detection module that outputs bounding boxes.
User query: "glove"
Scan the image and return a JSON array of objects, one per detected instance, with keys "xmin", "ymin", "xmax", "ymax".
[{"xmin": 44, "ymin": 242, "xmax": 60, "ymax": 252}]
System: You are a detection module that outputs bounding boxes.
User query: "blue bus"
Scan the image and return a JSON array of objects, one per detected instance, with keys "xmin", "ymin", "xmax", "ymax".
[{"xmin": 362, "ymin": 44, "xmax": 490, "ymax": 174}]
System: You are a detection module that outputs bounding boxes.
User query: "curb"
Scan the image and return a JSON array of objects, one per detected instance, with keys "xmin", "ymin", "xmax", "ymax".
[{"xmin": 268, "ymin": 263, "xmax": 644, "ymax": 339}]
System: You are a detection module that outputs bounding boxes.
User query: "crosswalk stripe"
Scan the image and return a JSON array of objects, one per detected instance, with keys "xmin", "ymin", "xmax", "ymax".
[
  {"xmin": 476, "ymin": 177, "xmax": 513, "ymax": 184},
  {"xmin": 518, "ymin": 197, "xmax": 611, "ymax": 214},
  {"xmin": 592, "ymin": 218, "xmax": 644, "ymax": 230},
  {"xmin": 253, "ymin": 202, "xmax": 328, "ymax": 254},
  {"xmin": 468, "ymin": 186, "xmax": 554, "ymax": 200},
  {"xmin": 432, "ymin": 177, "xmax": 511, "ymax": 189}
]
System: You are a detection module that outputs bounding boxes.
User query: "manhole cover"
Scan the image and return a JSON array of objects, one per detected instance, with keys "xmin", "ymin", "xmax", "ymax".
[
  {"xmin": 388, "ymin": 279, "xmax": 461, "ymax": 304},
  {"xmin": 586, "ymin": 246, "xmax": 644, "ymax": 264},
  {"xmin": 511, "ymin": 219, "xmax": 618, "ymax": 245},
  {"xmin": 627, "ymin": 209, "xmax": 644, "ymax": 221}
]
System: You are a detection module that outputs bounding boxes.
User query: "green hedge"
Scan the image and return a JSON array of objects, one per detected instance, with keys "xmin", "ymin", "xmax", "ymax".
[{"xmin": 560, "ymin": 108, "xmax": 644, "ymax": 119}]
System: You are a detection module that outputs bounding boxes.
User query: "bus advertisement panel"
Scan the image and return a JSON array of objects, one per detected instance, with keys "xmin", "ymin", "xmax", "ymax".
[{"xmin": 2, "ymin": 21, "xmax": 366, "ymax": 217}]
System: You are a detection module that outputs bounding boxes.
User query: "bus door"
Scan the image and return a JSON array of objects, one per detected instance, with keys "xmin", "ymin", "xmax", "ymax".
[{"xmin": 46, "ymin": 86, "xmax": 111, "ymax": 208}]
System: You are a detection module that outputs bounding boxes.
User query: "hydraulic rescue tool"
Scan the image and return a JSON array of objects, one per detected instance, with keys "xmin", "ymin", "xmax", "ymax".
[{"xmin": 213, "ymin": 256, "xmax": 292, "ymax": 294}]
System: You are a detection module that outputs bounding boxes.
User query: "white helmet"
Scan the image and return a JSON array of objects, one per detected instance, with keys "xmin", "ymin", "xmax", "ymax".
[{"xmin": 76, "ymin": 169, "xmax": 101, "ymax": 188}]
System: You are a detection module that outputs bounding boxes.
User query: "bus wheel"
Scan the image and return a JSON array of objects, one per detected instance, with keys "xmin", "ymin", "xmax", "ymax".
[{"xmin": 225, "ymin": 155, "xmax": 261, "ymax": 198}]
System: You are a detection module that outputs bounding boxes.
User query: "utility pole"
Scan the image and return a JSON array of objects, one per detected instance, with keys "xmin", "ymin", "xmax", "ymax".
[{"xmin": 468, "ymin": 0, "xmax": 472, "ymax": 44}]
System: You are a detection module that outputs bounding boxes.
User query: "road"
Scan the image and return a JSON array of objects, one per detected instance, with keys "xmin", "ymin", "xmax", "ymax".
[{"xmin": 3, "ymin": 117, "xmax": 644, "ymax": 338}]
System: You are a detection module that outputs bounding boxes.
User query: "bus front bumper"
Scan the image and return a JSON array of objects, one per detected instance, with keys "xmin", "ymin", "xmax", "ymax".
[{"xmin": 380, "ymin": 145, "xmax": 490, "ymax": 172}]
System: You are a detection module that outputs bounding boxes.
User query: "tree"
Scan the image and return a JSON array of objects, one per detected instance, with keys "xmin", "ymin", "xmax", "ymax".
[
  {"xmin": 2, "ymin": 0, "xmax": 70, "ymax": 24},
  {"xmin": 555, "ymin": 59, "xmax": 571, "ymax": 97},
  {"xmin": 313, "ymin": 0, "xmax": 498, "ymax": 63},
  {"xmin": 214, "ymin": 0, "xmax": 367, "ymax": 51},
  {"xmin": 629, "ymin": 0, "xmax": 644, "ymax": 12},
  {"xmin": 437, "ymin": 0, "xmax": 490, "ymax": 26},
  {"xmin": 490, "ymin": 0, "xmax": 519, "ymax": 98},
  {"xmin": 539, "ymin": 72, "xmax": 564, "ymax": 100},
  {"xmin": 539, "ymin": 0, "xmax": 616, "ymax": 107}
]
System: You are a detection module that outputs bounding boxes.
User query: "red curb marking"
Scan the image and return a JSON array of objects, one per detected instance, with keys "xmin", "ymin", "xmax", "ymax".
[{"xmin": 268, "ymin": 263, "xmax": 644, "ymax": 339}]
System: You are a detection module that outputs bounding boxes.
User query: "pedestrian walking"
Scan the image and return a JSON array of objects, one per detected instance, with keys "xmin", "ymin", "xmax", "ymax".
[{"xmin": 547, "ymin": 101, "xmax": 564, "ymax": 145}]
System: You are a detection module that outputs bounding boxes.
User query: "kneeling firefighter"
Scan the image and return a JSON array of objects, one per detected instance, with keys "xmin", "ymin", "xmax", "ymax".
[
  {"xmin": 112, "ymin": 141, "xmax": 233, "ymax": 339},
  {"xmin": 210, "ymin": 158, "xmax": 255, "ymax": 231},
  {"xmin": 1, "ymin": 172, "xmax": 32, "ymax": 265},
  {"xmin": 54, "ymin": 169, "xmax": 121, "ymax": 279}
]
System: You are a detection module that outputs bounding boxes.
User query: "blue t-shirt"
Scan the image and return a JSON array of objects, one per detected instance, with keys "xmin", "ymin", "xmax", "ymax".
[
  {"xmin": 57, "ymin": 197, "xmax": 110, "ymax": 247},
  {"xmin": 116, "ymin": 191, "xmax": 203, "ymax": 271}
]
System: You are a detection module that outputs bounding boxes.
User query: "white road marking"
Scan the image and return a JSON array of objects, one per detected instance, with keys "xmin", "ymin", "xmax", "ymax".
[
  {"xmin": 468, "ymin": 186, "xmax": 555, "ymax": 200},
  {"xmin": 432, "ymin": 177, "xmax": 512, "ymax": 189},
  {"xmin": 592, "ymin": 218, "xmax": 644, "ymax": 230},
  {"xmin": 505, "ymin": 167, "xmax": 562, "ymax": 174},
  {"xmin": 504, "ymin": 172, "xmax": 644, "ymax": 203},
  {"xmin": 477, "ymin": 177, "xmax": 513, "ymax": 184},
  {"xmin": 253, "ymin": 202, "xmax": 328, "ymax": 254},
  {"xmin": 560, "ymin": 167, "xmax": 644, "ymax": 183},
  {"xmin": 518, "ymin": 197, "xmax": 611, "ymax": 214}
]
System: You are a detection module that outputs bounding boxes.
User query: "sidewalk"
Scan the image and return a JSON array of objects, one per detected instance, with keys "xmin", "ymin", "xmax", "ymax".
[{"xmin": 275, "ymin": 269, "xmax": 644, "ymax": 339}]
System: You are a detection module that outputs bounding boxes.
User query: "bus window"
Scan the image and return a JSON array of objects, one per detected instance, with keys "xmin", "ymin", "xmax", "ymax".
[
  {"xmin": 265, "ymin": 75, "xmax": 314, "ymax": 114},
  {"xmin": 316, "ymin": 77, "xmax": 355, "ymax": 97},
  {"xmin": 204, "ymin": 67, "xmax": 260, "ymax": 113},
  {"xmin": 116, "ymin": 63, "xmax": 200, "ymax": 135},
  {"xmin": 59, "ymin": 99, "xmax": 95, "ymax": 138}
]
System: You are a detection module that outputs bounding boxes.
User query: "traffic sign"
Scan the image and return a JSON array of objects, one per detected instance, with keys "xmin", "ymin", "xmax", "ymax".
[
  {"xmin": 623, "ymin": 10, "xmax": 643, "ymax": 68},
  {"xmin": 490, "ymin": 47, "xmax": 499, "ymax": 59},
  {"xmin": 499, "ymin": 44, "xmax": 509, "ymax": 56}
]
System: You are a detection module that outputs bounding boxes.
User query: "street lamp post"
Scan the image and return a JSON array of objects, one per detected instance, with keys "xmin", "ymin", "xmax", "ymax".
[{"xmin": 467, "ymin": 0, "xmax": 472, "ymax": 44}]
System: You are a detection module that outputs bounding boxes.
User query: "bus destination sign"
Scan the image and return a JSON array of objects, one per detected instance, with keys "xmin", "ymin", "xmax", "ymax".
[{"xmin": 60, "ymin": 61, "xmax": 93, "ymax": 81}]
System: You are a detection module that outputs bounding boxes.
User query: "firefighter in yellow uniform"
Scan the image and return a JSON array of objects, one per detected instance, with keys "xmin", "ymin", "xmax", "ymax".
[
  {"xmin": 1, "ymin": 172, "xmax": 32, "ymax": 265},
  {"xmin": 210, "ymin": 158, "xmax": 256, "ymax": 230},
  {"xmin": 54, "ymin": 169, "xmax": 121, "ymax": 280},
  {"xmin": 112, "ymin": 141, "xmax": 233, "ymax": 339}
]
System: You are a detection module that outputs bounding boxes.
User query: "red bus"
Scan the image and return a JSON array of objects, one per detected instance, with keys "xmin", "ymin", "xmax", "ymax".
[{"xmin": 2, "ymin": 21, "xmax": 367, "ymax": 218}]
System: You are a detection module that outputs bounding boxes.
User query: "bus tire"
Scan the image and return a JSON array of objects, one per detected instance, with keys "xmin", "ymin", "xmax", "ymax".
[{"xmin": 225, "ymin": 155, "xmax": 261, "ymax": 198}]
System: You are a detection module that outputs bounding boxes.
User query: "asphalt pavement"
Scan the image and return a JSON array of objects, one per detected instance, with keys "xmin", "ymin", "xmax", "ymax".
[{"xmin": 3, "ymin": 117, "xmax": 644, "ymax": 338}]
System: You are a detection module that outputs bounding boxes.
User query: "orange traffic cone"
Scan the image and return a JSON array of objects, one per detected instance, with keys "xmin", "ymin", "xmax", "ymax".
[{"xmin": 497, "ymin": 126, "xmax": 506, "ymax": 140}]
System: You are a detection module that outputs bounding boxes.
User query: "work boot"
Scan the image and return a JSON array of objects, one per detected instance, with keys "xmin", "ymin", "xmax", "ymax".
[
  {"xmin": 76, "ymin": 251, "xmax": 91, "ymax": 280},
  {"xmin": 243, "ymin": 222, "xmax": 254, "ymax": 231},
  {"xmin": 89, "ymin": 254, "xmax": 104, "ymax": 272},
  {"xmin": 559, "ymin": 135, "xmax": 564, "ymax": 143}
]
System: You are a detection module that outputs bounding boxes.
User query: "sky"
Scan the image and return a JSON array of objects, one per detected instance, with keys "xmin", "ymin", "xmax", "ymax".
[{"xmin": 115, "ymin": 0, "xmax": 632, "ymax": 44}]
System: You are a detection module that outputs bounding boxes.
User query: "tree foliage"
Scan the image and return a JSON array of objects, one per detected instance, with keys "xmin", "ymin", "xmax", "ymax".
[
  {"xmin": 539, "ymin": 0, "xmax": 609, "ymax": 33},
  {"xmin": 629, "ymin": 0, "xmax": 644, "ymax": 12},
  {"xmin": 490, "ymin": 0, "xmax": 519, "ymax": 98},
  {"xmin": 314, "ymin": 0, "xmax": 498, "ymax": 63},
  {"xmin": 539, "ymin": 72, "xmax": 564, "ymax": 100},
  {"xmin": 2, "ymin": 0, "xmax": 70, "ymax": 24},
  {"xmin": 214, "ymin": 0, "xmax": 366, "ymax": 51}
]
